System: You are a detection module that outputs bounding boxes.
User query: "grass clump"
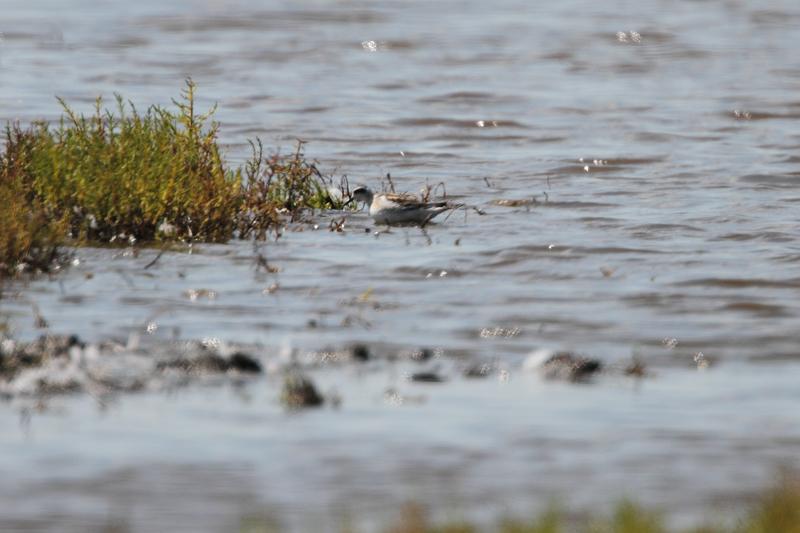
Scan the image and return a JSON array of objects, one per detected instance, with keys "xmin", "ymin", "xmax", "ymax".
[
  {"xmin": 0, "ymin": 79, "xmax": 347, "ymax": 277},
  {"xmin": 373, "ymin": 475, "xmax": 800, "ymax": 533},
  {"xmin": 0, "ymin": 139, "xmax": 66, "ymax": 277},
  {"xmin": 739, "ymin": 474, "xmax": 800, "ymax": 533},
  {"xmin": 587, "ymin": 501, "xmax": 667, "ymax": 533}
]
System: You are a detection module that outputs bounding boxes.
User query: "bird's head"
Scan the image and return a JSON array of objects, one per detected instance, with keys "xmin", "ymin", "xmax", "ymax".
[{"xmin": 348, "ymin": 186, "xmax": 374, "ymax": 208}]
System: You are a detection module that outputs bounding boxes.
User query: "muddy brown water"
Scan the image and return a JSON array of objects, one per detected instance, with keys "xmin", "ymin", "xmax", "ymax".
[{"xmin": 2, "ymin": 0, "xmax": 800, "ymax": 531}]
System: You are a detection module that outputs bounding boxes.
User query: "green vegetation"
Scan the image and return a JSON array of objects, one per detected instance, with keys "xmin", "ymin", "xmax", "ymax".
[
  {"xmin": 0, "ymin": 80, "xmax": 347, "ymax": 277},
  {"xmin": 382, "ymin": 476, "xmax": 800, "ymax": 533},
  {"xmin": 236, "ymin": 476, "xmax": 800, "ymax": 533},
  {"xmin": 0, "ymin": 155, "xmax": 66, "ymax": 277}
]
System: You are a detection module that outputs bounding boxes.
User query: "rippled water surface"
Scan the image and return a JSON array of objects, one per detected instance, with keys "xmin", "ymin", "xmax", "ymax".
[{"xmin": 2, "ymin": 0, "xmax": 800, "ymax": 531}]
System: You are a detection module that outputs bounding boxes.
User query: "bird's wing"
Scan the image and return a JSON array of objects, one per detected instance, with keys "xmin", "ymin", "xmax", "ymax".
[
  {"xmin": 381, "ymin": 193, "xmax": 453, "ymax": 209},
  {"xmin": 382, "ymin": 192, "xmax": 421, "ymax": 205}
]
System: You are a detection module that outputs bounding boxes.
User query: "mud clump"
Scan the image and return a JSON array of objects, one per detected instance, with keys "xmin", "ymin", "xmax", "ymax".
[
  {"xmin": 0, "ymin": 335, "xmax": 84, "ymax": 380},
  {"xmin": 1, "ymin": 334, "xmax": 263, "ymax": 399},
  {"xmin": 156, "ymin": 350, "xmax": 262, "ymax": 375},
  {"xmin": 410, "ymin": 371, "xmax": 446, "ymax": 383},
  {"xmin": 229, "ymin": 352, "xmax": 262, "ymax": 373},
  {"xmin": 540, "ymin": 352, "xmax": 602, "ymax": 382},
  {"xmin": 350, "ymin": 344, "xmax": 371, "ymax": 362},
  {"xmin": 281, "ymin": 373, "xmax": 324, "ymax": 408}
]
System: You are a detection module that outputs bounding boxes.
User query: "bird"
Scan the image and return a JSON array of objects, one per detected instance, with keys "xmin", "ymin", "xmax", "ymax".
[{"xmin": 348, "ymin": 186, "xmax": 458, "ymax": 226}]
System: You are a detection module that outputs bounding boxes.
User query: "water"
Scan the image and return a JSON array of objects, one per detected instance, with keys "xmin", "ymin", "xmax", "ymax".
[{"xmin": 2, "ymin": 0, "xmax": 800, "ymax": 530}]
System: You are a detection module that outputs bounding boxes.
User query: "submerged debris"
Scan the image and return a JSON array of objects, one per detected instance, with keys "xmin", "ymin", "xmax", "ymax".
[
  {"xmin": 491, "ymin": 198, "xmax": 539, "ymax": 207},
  {"xmin": 398, "ymin": 347, "xmax": 434, "ymax": 363},
  {"xmin": 229, "ymin": 352, "xmax": 262, "ymax": 373},
  {"xmin": 540, "ymin": 352, "xmax": 602, "ymax": 382},
  {"xmin": 156, "ymin": 350, "xmax": 262, "ymax": 375},
  {"xmin": 694, "ymin": 351, "xmax": 712, "ymax": 370},
  {"xmin": 183, "ymin": 288, "xmax": 218, "ymax": 301},
  {"xmin": 624, "ymin": 357, "xmax": 648, "ymax": 377},
  {"xmin": 0, "ymin": 335, "xmax": 84, "ymax": 380},
  {"xmin": 409, "ymin": 371, "xmax": 446, "ymax": 383},
  {"xmin": 523, "ymin": 349, "xmax": 602, "ymax": 383},
  {"xmin": 350, "ymin": 344, "xmax": 371, "ymax": 362},
  {"xmin": 1, "ymin": 332, "xmax": 665, "ymax": 402},
  {"xmin": 280, "ymin": 373, "xmax": 324, "ymax": 408},
  {"xmin": 1, "ymin": 334, "xmax": 262, "ymax": 398},
  {"xmin": 463, "ymin": 361, "xmax": 494, "ymax": 379},
  {"xmin": 383, "ymin": 387, "xmax": 426, "ymax": 406},
  {"xmin": 157, "ymin": 353, "xmax": 228, "ymax": 373}
]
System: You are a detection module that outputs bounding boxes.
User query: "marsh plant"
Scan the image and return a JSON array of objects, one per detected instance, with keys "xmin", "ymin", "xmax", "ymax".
[
  {"xmin": 233, "ymin": 475, "xmax": 800, "ymax": 532},
  {"xmin": 383, "ymin": 476, "xmax": 800, "ymax": 533},
  {"xmin": 0, "ymin": 80, "xmax": 348, "ymax": 277},
  {"xmin": 0, "ymin": 157, "xmax": 66, "ymax": 277}
]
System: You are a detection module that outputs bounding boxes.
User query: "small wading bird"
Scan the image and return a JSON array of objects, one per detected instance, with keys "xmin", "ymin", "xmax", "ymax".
[{"xmin": 348, "ymin": 186, "xmax": 459, "ymax": 226}]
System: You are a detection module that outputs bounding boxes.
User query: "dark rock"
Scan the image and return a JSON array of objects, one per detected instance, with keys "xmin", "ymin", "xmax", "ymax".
[
  {"xmin": 540, "ymin": 352, "xmax": 602, "ymax": 382},
  {"xmin": 228, "ymin": 352, "xmax": 261, "ymax": 373},
  {"xmin": 281, "ymin": 373, "xmax": 324, "ymax": 408},
  {"xmin": 410, "ymin": 371, "xmax": 446, "ymax": 383},
  {"xmin": 67, "ymin": 335, "xmax": 84, "ymax": 349},
  {"xmin": 350, "ymin": 344, "xmax": 370, "ymax": 362},
  {"xmin": 158, "ymin": 351, "xmax": 262, "ymax": 374}
]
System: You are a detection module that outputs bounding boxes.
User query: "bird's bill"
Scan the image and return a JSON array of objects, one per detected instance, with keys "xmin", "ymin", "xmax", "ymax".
[{"xmin": 343, "ymin": 196, "xmax": 363, "ymax": 209}]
